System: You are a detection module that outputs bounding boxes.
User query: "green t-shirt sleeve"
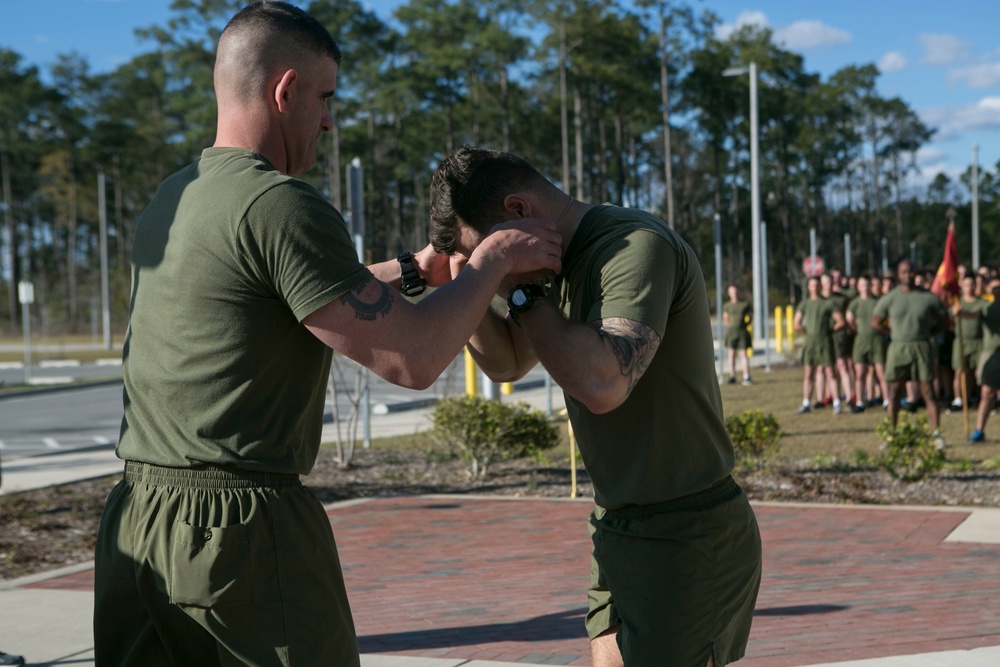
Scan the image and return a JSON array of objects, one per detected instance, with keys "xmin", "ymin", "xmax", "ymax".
[
  {"xmin": 240, "ymin": 181, "xmax": 370, "ymax": 322},
  {"xmin": 588, "ymin": 229, "xmax": 675, "ymax": 338}
]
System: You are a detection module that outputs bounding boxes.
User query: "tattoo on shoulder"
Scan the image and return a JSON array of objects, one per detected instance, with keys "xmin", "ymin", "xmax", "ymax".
[
  {"xmin": 339, "ymin": 277, "xmax": 394, "ymax": 322},
  {"xmin": 591, "ymin": 317, "xmax": 661, "ymax": 395}
]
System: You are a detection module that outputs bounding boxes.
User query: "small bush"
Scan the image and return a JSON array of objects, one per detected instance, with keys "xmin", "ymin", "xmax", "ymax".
[
  {"xmin": 725, "ymin": 410, "xmax": 781, "ymax": 470},
  {"xmin": 430, "ymin": 396, "xmax": 560, "ymax": 479},
  {"xmin": 874, "ymin": 415, "xmax": 946, "ymax": 482}
]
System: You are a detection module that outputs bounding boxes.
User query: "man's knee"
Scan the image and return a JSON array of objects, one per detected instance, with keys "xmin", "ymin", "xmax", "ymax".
[{"xmin": 590, "ymin": 625, "xmax": 623, "ymax": 667}]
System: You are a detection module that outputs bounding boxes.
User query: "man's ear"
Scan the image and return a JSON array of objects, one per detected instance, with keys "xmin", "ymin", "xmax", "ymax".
[
  {"xmin": 274, "ymin": 69, "xmax": 298, "ymax": 113},
  {"xmin": 502, "ymin": 194, "xmax": 531, "ymax": 219}
]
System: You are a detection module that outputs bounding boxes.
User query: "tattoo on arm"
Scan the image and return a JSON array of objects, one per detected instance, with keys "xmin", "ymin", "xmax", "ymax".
[
  {"xmin": 339, "ymin": 277, "xmax": 394, "ymax": 322},
  {"xmin": 591, "ymin": 317, "xmax": 661, "ymax": 396}
]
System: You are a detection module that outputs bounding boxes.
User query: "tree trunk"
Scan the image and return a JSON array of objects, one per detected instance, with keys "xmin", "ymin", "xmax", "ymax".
[
  {"xmin": 573, "ymin": 85, "xmax": 583, "ymax": 201},
  {"xmin": 659, "ymin": 13, "xmax": 675, "ymax": 229},
  {"xmin": 1, "ymin": 143, "xmax": 17, "ymax": 332}
]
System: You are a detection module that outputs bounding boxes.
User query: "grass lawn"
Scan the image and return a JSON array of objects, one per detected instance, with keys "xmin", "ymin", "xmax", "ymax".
[{"xmin": 720, "ymin": 363, "xmax": 1000, "ymax": 468}]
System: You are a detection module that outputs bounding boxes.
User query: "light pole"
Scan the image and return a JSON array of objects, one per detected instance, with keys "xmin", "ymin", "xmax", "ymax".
[{"xmin": 723, "ymin": 62, "xmax": 763, "ymax": 347}]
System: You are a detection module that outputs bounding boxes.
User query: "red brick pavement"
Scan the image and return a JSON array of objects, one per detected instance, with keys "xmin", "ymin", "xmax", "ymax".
[{"xmin": 29, "ymin": 496, "xmax": 1000, "ymax": 666}]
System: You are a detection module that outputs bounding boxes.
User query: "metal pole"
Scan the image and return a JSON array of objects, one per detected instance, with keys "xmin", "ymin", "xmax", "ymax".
[
  {"xmin": 881, "ymin": 238, "xmax": 888, "ymax": 275},
  {"xmin": 98, "ymin": 171, "xmax": 112, "ymax": 350},
  {"xmin": 749, "ymin": 62, "xmax": 762, "ymax": 347},
  {"xmin": 761, "ymin": 221, "xmax": 771, "ymax": 373},
  {"xmin": 348, "ymin": 158, "xmax": 370, "ymax": 448},
  {"xmin": 714, "ymin": 213, "xmax": 724, "ymax": 380},
  {"xmin": 19, "ymin": 283, "xmax": 31, "ymax": 385},
  {"xmin": 810, "ymin": 227, "xmax": 816, "ymax": 262},
  {"xmin": 972, "ymin": 144, "xmax": 980, "ymax": 270},
  {"xmin": 844, "ymin": 233, "xmax": 851, "ymax": 276}
]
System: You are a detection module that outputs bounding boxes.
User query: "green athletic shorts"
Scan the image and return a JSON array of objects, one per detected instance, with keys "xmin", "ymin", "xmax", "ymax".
[
  {"xmin": 724, "ymin": 328, "xmax": 751, "ymax": 350},
  {"xmin": 94, "ymin": 462, "xmax": 360, "ymax": 666},
  {"xmin": 980, "ymin": 349, "xmax": 1000, "ymax": 388},
  {"xmin": 884, "ymin": 340, "xmax": 936, "ymax": 383},
  {"xmin": 952, "ymin": 339, "xmax": 982, "ymax": 373},
  {"xmin": 833, "ymin": 330, "xmax": 853, "ymax": 359},
  {"xmin": 852, "ymin": 334, "xmax": 886, "ymax": 366},
  {"xmin": 587, "ymin": 476, "xmax": 762, "ymax": 667},
  {"xmin": 801, "ymin": 335, "xmax": 835, "ymax": 368}
]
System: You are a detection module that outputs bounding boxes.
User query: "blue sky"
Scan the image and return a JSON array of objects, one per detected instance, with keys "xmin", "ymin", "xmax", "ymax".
[{"xmin": 3, "ymin": 0, "xmax": 1000, "ymax": 191}]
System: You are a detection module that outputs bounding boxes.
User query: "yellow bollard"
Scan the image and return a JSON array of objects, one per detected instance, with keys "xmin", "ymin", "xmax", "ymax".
[
  {"xmin": 746, "ymin": 315, "xmax": 753, "ymax": 357},
  {"xmin": 785, "ymin": 305, "xmax": 795, "ymax": 348},
  {"xmin": 464, "ymin": 348, "xmax": 477, "ymax": 397},
  {"xmin": 501, "ymin": 382, "xmax": 514, "ymax": 395},
  {"xmin": 775, "ymin": 306, "xmax": 784, "ymax": 354}
]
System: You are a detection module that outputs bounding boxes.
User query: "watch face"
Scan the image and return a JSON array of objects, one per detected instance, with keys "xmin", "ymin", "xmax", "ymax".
[{"xmin": 511, "ymin": 290, "xmax": 528, "ymax": 307}]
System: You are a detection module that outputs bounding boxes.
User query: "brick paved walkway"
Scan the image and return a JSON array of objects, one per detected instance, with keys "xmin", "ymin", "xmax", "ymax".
[{"xmin": 26, "ymin": 496, "xmax": 1000, "ymax": 666}]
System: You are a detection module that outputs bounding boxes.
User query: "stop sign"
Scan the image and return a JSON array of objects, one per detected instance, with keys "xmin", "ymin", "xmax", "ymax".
[{"xmin": 802, "ymin": 256, "xmax": 825, "ymax": 277}]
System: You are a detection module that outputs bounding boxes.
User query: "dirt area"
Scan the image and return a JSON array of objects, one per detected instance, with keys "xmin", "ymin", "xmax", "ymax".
[{"xmin": 2, "ymin": 445, "xmax": 999, "ymax": 583}]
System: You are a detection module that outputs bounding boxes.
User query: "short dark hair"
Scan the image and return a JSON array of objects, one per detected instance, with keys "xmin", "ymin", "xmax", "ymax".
[
  {"xmin": 224, "ymin": 1, "xmax": 341, "ymax": 64},
  {"xmin": 429, "ymin": 146, "xmax": 551, "ymax": 255}
]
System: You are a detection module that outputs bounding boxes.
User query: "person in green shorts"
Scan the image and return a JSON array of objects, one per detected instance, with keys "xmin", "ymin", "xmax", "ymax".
[
  {"xmin": 428, "ymin": 146, "xmax": 762, "ymax": 667},
  {"xmin": 93, "ymin": 5, "xmax": 563, "ymax": 666},
  {"xmin": 950, "ymin": 274, "xmax": 987, "ymax": 411},
  {"xmin": 846, "ymin": 275, "xmax": 887, "ymax": 411},
  {"xmin": 722, "ymin": 284, "xmax": 753, "ymax": 385},
  {"xmin": 821, "ymin": 272, "xmax": 858, "ymax": 412},
  {"xmin": 794, "ymin": 276, "xmax": 842, "ymax": 414},
  {"xmin": 972, "ymin": 278, "xmax": 1000, "ymax": 442},
  {"xmin": 871, "ymin": 259, "xmax": 949, "ymax": 437}
]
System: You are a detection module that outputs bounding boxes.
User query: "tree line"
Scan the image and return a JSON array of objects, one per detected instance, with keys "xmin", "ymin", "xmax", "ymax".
[{"xmin": 1, "ymin": 0, "xmax": 996, "ymax": 337}]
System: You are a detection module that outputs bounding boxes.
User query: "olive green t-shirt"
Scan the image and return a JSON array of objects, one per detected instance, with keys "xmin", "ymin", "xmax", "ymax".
[
  {"xmin": 847, "ymin": 296, "xmax": 879, "ymax": 337},
  {"xmin": 982, "ymin": 302, "xmax": 1000, "ymax": 354},
  {"xmin": 555, "ymin": 205, "xmax": 733, "ymax": 510},
  {"xmin": 872, "ymin": 287, "xmax": 947, "ymax": 342},
  {"xmin": 955, "ymin": 297, "xmax": 988, "ymax": 342},
  {"xmin": 724, "ymin": 300, "xmax": 752, "ymax": 336},
  {"xmin": 796, "ymin": 297, "xmax": 837, "ymax": 340},
  {"xmin": 117, "ymin": 148, "xmax": 370, "ymax": 474}
]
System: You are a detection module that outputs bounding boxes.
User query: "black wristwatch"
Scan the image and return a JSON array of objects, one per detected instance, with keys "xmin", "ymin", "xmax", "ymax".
[
  {"xmin": 507, "ymin": 283, "xmax": 546, "ymax": 322},
  {"xmin": 397, "ymin": 251, "xmax": 426, "ymax": 296}
]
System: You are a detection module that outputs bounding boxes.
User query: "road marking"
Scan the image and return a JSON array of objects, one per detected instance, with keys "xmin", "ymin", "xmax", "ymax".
[
  {"xmin": 43, "ymin": 438, "xmax": 61, "ymax": 450},
  {"xmin": 39, "ymin": 359, "xmax": 82, "ymax": 368},
  {"xmin": 93, "ymin": 436, "xmax": 112, "ymax": 445}
]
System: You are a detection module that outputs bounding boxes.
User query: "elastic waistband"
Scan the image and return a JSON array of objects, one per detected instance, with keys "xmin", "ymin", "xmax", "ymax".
[
  {"xmin": 124, "ymin": 461, "xmax": 301, "ymax": 490},
  {"xmin": 604, "ymin": 475, "xmax": 741, "ymax": 519}
]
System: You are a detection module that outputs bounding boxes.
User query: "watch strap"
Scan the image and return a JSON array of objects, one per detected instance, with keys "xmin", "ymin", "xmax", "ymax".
[{"xmin": 397, "ymin": 251, "xmax": 426, "ymax": 296}]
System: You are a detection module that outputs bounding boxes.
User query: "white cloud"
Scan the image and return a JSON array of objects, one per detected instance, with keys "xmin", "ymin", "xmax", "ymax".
[
  {"xmin": 919, "ymin": 33, "xmax": 970, "ymax": 65},
  {"xmin": 878, "ymin": 51, "xmax": 909, "ymax": 73},
  {"xmin": 716, "ymin": 14, "xmax": 849, "ymax": 53},
  {"xmin": 715, "ymin": 11, "xmax": 769, "ymax": 40},
  {"xmin": 773, "ymin": 20, "xmax": 851, "ymax": 52},
  {"xmin": 948, "ymin": 62, "xmax": 1000, "ymax": 89},
  {"xmin": 921, "ymin": 97, "xmax": 1000, "ymax": 141}
]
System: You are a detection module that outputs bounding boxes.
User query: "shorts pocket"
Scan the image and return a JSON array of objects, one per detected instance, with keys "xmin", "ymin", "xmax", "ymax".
[{"xmin": 169, "ymin": 521, "xmax": 251, "ymax": 608}]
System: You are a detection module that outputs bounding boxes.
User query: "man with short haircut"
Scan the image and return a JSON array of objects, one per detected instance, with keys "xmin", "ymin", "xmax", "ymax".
[
  {"xmin": 428, "ymin": 145, "xmax": 762, "ymax": 667},
  {"xmin": 93, "ymin": 5, "xmax": 562, "ymax": 664},
  {"xmin": 847, "ymin": 275, "xmax": 887, "ymax": 411},
  {"xmin": 950, "ymin": 274, "xmax": 987, "ymax": 412},
  {"xmin": 722, "ymin": 284, "xmax": 753, "ymax": 385},
  {"xmin": 794, "ymin": 276, "xmax": 842, "ymax": 414},
  {"xmin": 821, "ymin": 272, "xmax": 858, "ymax": 412},
  {"xmin": 972, "ymin": 278, "xmax": 1000, "ymax": 442},
  {"xmin": 872, "ymin": 259, "xmax": 949, "ymax": 438}
]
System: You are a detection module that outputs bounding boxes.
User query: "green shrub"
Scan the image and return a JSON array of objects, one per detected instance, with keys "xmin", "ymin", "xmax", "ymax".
[
  {"xmin": 874, "ymin": 415, "xmax": 946, "ymax": 482},
  {"xmin": 430, "ymin": 396, "xmax": 560, "ymax": 479},
  {"xmin": 725, "ymin": 410, "xmax": 781, "ymax": 470}
]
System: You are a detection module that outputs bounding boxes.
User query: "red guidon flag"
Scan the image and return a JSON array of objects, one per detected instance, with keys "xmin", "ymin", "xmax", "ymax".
[{"xmin": 930, "ymin": 223, "xmax": 960, "ymax": 304}]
